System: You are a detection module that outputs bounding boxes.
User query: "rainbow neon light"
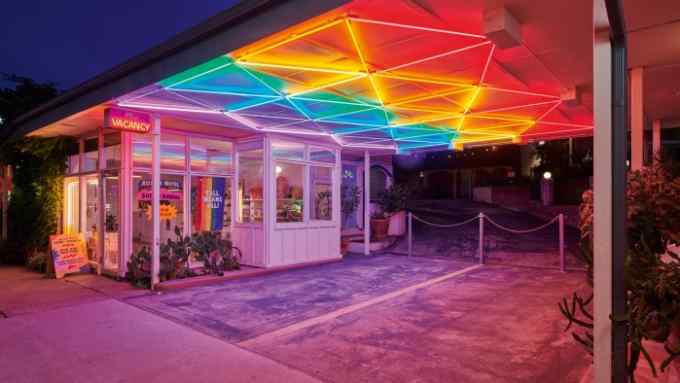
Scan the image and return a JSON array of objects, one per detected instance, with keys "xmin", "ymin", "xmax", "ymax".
[{"xmin": 117, "ymin": 9, "xmax": 592, "ymax": 151}]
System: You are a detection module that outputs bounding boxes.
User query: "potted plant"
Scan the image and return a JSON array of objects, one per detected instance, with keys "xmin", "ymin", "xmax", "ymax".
[
  {"xmin": 560, "ymin": 159, "xmax": 680, "ymax": 381},
  {"xmin": 370, "ymin": 209, "xmax": 390, "ymax": 241},
  {"xmin": 377, "ymin": 184, "xmax": 410, "ymax": 236},
  {"xmin": 340, "ymin": 185, "xmax": 360, "ymax": 254}
]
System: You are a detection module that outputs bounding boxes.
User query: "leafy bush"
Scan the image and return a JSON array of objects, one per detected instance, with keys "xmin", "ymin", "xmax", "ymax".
[
  {"xmin": 191, "ymin": 231, "xmax": 240, "ymax": 276},
  {"xmin": 125, "ymin": 229, "xmax": 241, "ymax": 287},
  {"xmin": 377, "ymin": 184, "xmax": 411, "ymax": 214},
  {"xmin": 561, "ymin": 160, "xmax": 680, "ymax": 381}
]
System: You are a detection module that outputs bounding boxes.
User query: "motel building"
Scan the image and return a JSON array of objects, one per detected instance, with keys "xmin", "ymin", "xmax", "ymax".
[{"xmin": 9, "ymin": 1, "xmax": 680, "ymax": 381}]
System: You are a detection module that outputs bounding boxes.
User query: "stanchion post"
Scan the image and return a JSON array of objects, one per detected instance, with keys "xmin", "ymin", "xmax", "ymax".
[
  {"xmin": 559, "ymin": 213, "xmax": 565, "ymax": 272},
  {"xmin": 408, "ymin": 211, "xmax": 412, "ymax": 257},
  {"xmin": 478, "ymin": 213, "xmax": 484, "ymax": 265}
]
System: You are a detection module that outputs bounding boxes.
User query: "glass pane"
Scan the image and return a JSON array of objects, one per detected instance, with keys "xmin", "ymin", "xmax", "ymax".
[
  {"xmin": 276, "ymin": 163, "xmax": 304, "ymax": 223},
  {"xmin": 191, "ymin": 176, "xmax": 231, "ymax": 236},
  {"xmin": 272, "ymin": 141, "xmax": 305, "ymax": 160},
  {"xmin": 132, "ymin": 134, "xmax": 151, "ymax": 169},
  {"xmin": 191, "ymin": 138, "xmax": 233, "ymax": 173},
  {"xmin": 237, "ymin": 149, "xmax": 263, "ymax": 224},
  {"xmin": 310, "ymin": 166, "xmax": 332, "ymax": 221},
  {"xmin": 161, "ymin": 134, "xmax": 186, "ymax": 171},
  {"xmin": 84, "ymin": 175, "xmax": 99, "ymax": 263},
  {"xmin": 132, "ymin": 134, "xmax": 187, "ymax": 170},
  {"xmin": 82, "ymin": 138, "xmax": 98, "ymax": 172},
  {"xmin": 132, "ymin": 173, "xmax": 185, "ymax": 255},
  {"xmin": 103, "ymin": 172, "xmax": 120, "ymax": 272},
  {"xmin": 103, "ymin": 133, "xmax": 121, "ymax": 169},
  {"xmin": 67, "ymin": 154, "xmax": 80, "ymax": 174},
  {"xmin": 310, "ymin": 147, "xmax": 336, "ymax": 163}
]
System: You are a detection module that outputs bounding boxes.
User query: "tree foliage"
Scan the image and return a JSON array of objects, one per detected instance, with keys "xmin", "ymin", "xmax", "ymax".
[{"xmin": 0, "ymin": 75, "xmax": 65, "ymax": 264}]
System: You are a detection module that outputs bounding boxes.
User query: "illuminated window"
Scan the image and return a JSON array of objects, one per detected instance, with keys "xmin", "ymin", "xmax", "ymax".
[
  {"xmin": 237, "ymin": 149, "xmax": 263, "ymax": 224},
  {"xmin": 310, "ymin": 166, "xmax": 332, "ymax": 221},
  {"xmin": 276, "ymin": 162, "xmax": 304, "ymax": 223}
]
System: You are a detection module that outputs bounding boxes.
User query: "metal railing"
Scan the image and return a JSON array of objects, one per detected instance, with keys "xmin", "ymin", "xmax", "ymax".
[{"xmin": 407, "ymin": 211, "xmax": 566, "ymax": 272}]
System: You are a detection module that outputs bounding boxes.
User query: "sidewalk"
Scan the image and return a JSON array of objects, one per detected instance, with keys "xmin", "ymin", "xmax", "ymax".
[{"xmin": 0, "ymin": 267, "xmax": 321, "ymax": 383}]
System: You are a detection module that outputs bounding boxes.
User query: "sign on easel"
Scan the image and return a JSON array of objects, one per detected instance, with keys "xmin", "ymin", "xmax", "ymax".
[{"xmin": 49, "ymin": 234, "xmax": 88, "ymax": 279}]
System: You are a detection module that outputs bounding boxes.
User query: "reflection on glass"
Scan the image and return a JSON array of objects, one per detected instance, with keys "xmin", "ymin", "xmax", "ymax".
[
  {"xmin": 161, "ymin": 134, "xmax": 186, "ymax": 171},
  {"xmin": 272, "ymin": 141, "xmax": 305, "ymax": 160},
  {"xmin": 191, "ymin": 138, "xmax": 233, "ymax": 173},
  {"xmin": 103, "ymin": 133, "xmax": 121, "ymax": 169},
  {"xmin": 276, "ymin": 163, "xmax": 304, "ymax": 223},
  {"xmin": 237, "ymin": 149, "xmax": 263, "ymax": 223},
  {"xmin": 82, "ymin": 138, "xmax": 98, "ymax": 172},
  {"xmin": 310, "ymin": 166, "xmax": 332, "ymax": 221},
  {"xmin": 132, "ymin": 134, "xmax": 151, "ymax": 168},
  {"xmin": 310, "ymin": 147, "xmax": 335, "ymax": 163},
  {"xmin": 132, "ymin": 134, "xmax": 186, "ymax": 170}
]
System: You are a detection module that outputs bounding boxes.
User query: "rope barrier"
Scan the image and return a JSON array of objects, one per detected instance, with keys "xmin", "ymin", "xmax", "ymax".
[
  {"xmin": 407, "ymin": 211, "xmax": 566, "ymax": 272},
  {"xmin": 482, "ymin": 214, "xmax": 559, "ymax": 234},
  {"xmin": 411, "ymin": 213, "xmax": 479, "ymax": 228}
]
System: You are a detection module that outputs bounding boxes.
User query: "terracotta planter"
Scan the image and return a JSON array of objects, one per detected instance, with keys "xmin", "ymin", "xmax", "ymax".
[
  {"xmin": 371, "ymin": 218, "xmax": 389, "ymax": 241},
  {"xmin": 388, "ymin": 211, "xmax": 406, "ymax": 236},
  {"xmin": 340, "ymin": 238, "xmax": 350, "ymax": 255}
]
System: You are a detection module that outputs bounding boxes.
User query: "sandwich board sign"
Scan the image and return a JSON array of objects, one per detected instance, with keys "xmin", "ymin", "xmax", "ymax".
[{"xmin": 49, "ymin": 233, "xmax": 88, "ymax": 279}]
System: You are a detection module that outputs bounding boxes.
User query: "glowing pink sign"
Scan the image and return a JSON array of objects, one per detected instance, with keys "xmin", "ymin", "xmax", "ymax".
[{"xmin": 104, "ymin": 108, "xmax": 152, "ymax": 133}]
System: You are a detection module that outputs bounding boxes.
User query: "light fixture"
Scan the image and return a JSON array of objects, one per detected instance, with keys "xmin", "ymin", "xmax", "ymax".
[
  {"xmin": 543, "ymin": 171, "xmax": 552, "ymax": 180},
  {"xmin": 276, "ymin": 165, "xmax": 283, "ymax": 174}
]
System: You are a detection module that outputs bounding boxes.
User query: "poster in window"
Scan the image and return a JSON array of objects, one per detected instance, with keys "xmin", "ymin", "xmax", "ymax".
[{"xmin": 193, "ymin": 177, "xmax": 226, "ymax": 231}]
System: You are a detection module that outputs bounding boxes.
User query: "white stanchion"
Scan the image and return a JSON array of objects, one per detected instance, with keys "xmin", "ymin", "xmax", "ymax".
[
  {"xmin": 408, "ymin": 211, "xmax": 413, "ymax": 258},
  {"xmin": 478, "ymin": 213, "xmax": 484, "ymax": 265}
]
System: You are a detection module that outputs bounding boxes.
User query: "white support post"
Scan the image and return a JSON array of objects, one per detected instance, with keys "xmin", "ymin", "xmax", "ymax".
[
  {"xmin": 593, "ymin": 26, "xmax": 614, "ymax": 383},
  {"xmin": 652, "ymin": 119, "xmax": 662, "ymax": 160},
  {"xmin": 630, "ymin": 67, "xmax": 644, "ymax": 171},
  {"xmin": 559, "ymin": 213, "xmax": 565, "ymax": 272},
  {"xmin": 363, "ymin": 150, "xmax": 370, "ymax": 256},
  {"xmin": 96, "ymin": 128, "xmax": 105, "ymax": 275},
  {"xmin": 407, "ymin": 211, "xmax": 412, "ymax": 257},
  {"xmin": 151, "ymin": 116, "xmax": 161, "ymax": 288},
  {"xmin": 478, "ymin": 213, "xmax": 484, "ymax": 265}
]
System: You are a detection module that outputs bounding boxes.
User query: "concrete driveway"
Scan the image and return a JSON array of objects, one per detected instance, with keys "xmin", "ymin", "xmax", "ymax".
[
  {"xmin": 1, "ymin": 255, "xmax": 591, "ymax": 383},
  {"xmin": 126, "ymin": 255, "xmax": 591, "ymax": 382}
]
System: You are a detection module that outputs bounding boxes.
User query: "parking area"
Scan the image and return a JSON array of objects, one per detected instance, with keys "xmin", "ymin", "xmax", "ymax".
[{"xmin": 126, "ymin": 255, "xmax": 591, "ymax": 382}]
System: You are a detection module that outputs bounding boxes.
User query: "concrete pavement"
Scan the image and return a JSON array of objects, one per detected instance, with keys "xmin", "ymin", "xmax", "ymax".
[{"xmin": 0, "ymin": 267, "xmax": 321, "ymax": 383}]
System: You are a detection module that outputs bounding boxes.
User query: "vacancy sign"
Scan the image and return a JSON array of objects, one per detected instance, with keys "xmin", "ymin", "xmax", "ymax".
[
  {"xmin": 104, "ymin": 107, "xmax": 152, "ymax": 133},
  {"xmin": 49, "ymin": 234, "xmax": 88, "ymax": 279}
]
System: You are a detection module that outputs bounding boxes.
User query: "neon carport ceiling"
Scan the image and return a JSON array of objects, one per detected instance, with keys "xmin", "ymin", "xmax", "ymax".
[{"xmin": 116, "ymin": 5, "xmax": 593, "ymax": 152}]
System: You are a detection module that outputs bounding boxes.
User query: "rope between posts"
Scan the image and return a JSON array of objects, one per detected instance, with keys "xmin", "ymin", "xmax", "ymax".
[
  {"xmin": 482, "ymin": 214, "xmax": 560, "ymax": 234},
  {"xmin": 411, "ymin": 213, "xmax": 480, "ymax": 228}
]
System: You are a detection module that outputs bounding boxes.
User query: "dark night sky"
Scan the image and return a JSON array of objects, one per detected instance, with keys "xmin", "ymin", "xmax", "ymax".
[{"xmin": 1, "ymin": 1, "xmax": 241, "ymax": 90}]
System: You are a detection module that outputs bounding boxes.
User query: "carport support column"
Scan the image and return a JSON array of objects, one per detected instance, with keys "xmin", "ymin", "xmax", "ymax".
[
  {"xmin": 594, "ymin": 2, "xmax": 628, "ymax": 379},
  {"xmin": 364, "ymin": 150, "xmax": 370, "ymax": 255},
  {"xmin": 630, "ymin": 67, "xmax": 643, "ymax": 170},
  {"xmin": 151, "ymin": 116, "xmax": 161, "ymax": 288},
  {"xmin": 652, "ymin": 119, "xmax": 662, "ymax": 159}
]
